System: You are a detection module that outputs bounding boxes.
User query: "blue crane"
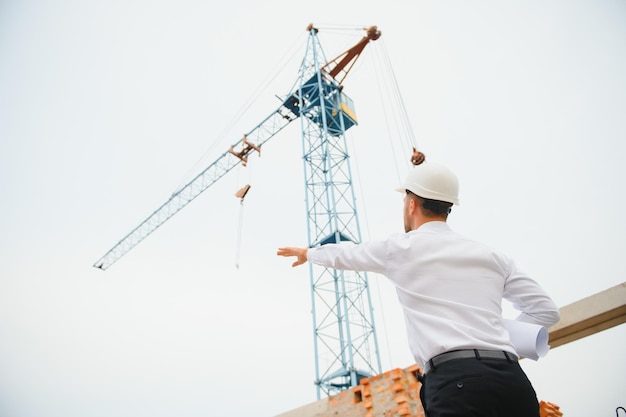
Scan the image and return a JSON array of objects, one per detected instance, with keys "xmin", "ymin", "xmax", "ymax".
[{"xmin": 94, "ymin": 24, "xmax": 383, "ymax": 398}]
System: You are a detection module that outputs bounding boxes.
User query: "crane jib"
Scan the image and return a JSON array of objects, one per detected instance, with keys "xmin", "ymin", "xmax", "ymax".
[
  {"xmin": 94, "ymin": 25, "xmax": 378, "ymax": 271},
  {"xmin": 93, "ymin": 102, "xmax": 298, "ymax": 270}
]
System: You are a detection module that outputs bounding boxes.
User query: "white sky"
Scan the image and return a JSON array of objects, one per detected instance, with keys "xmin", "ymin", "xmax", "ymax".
[{"xmin": 1, "ymin": 1, "xmax": 625, "ymax": 416}]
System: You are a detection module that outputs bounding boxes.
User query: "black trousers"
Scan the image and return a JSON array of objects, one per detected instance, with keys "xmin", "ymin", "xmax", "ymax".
[{"xmin": 419, "ymin": 357, "xmax": 540, "ymax": 417}]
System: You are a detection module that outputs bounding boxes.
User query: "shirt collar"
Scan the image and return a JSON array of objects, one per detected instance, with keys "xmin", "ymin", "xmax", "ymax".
[{"xmin": 409, "ymin": 220, "xmax": 450, "ymax": 234}]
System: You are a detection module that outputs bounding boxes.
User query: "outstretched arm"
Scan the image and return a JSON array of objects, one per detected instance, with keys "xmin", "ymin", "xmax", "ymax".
[{"xmin": 277, "ymin": 247, "xmax": 308, "ymax": 267}]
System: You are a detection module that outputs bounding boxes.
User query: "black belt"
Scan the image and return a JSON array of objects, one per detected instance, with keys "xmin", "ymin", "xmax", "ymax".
[{"xmin": 423, "ymin": 349, "xmax": 516, "ymax": 374}]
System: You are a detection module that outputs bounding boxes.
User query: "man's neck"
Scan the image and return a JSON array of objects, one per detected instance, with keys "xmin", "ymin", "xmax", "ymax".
[{"xmin": 410, "ymin": 216, "xmax": 446, "ymax": 231}]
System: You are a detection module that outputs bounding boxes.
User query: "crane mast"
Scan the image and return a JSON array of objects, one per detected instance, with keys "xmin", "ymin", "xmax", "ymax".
[
  {"xmin": 94, "ymin": 23, "xmax": 382, "ymax": 399},
  {"xmin": 286, "ymin": 24, "xmax": 382, "ymax": 397}
]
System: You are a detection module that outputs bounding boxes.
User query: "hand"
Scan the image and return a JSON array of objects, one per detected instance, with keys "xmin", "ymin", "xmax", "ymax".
[{"xmin": 277, "ymin": 247, "xmax": 308, "ymax": 267}]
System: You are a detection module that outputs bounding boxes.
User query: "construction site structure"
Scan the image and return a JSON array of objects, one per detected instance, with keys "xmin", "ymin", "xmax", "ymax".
[
  {"xmin": 273, "ymin": 282, "xmax": 626, "ymax": 417},
  {"xmin": 94, "ymin": 24, "xmax": 385, "ymax": 398}
]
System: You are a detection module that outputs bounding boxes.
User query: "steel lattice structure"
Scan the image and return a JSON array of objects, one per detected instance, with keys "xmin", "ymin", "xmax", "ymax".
[
  {"xmin": 291, "ymin": 27, "xmax": 382, "ymax": 397},
  {"xmin": 94, "ymin": 24, "xmax": 382, "ymax": 398}
]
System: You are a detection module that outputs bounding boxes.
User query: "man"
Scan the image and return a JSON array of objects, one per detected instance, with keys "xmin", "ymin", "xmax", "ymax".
[{"xmin": 277, "ymin": 160, "xmax": 560, "ymax": 417}]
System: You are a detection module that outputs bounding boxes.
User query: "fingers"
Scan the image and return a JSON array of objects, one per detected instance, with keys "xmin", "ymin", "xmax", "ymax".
[
  {"xmin": 292, "ymin": 255, "xmax": 307, "ymax": 267},
  {"xmin": 277, "ymin": 247, "xmax": 307, "ymax": 267},
  {"xmin": 276, "ymin": 247, "xmax": 293, "ymax": 257}
]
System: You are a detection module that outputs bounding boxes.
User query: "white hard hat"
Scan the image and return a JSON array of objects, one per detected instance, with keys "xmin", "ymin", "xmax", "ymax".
[{"xmin": 396, "ymin": 161, "xmax": 460, "ymax": 205}]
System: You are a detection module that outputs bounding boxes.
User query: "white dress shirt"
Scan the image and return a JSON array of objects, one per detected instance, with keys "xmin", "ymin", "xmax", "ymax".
[{"xmin": 307, "ymin": 221, "xmax": 560, "ymax": 368}]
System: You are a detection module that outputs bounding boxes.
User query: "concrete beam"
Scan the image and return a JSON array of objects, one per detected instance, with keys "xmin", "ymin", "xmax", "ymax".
[{"xmin": 548, "ymin": 281, "xmax": 626, "ymax": 348}]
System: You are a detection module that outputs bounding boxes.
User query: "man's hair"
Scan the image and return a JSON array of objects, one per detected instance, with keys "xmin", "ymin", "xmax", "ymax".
[{"xmin": 406, "ymin": 190, "xmax": 452, "ymax": 216}]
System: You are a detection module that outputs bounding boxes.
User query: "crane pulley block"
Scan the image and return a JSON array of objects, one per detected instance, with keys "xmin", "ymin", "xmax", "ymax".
[{"xmin": 229, "ymin": 135, "xmax": 261, "ymax": 167}]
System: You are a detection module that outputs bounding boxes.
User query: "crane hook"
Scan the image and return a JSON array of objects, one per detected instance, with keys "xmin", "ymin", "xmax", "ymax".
[
  {"xmin": 235, "ymin": 184, "xmax": 251, "ymax": 202},
  {"xmin": 410, "ymin": 147, "xmax": 426, "ymax": 166}
]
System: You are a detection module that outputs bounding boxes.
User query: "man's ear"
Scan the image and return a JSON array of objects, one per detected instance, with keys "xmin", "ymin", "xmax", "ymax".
[{"xmin": 409, "ymin": 197, "xmax": 419, "ymax": 215}]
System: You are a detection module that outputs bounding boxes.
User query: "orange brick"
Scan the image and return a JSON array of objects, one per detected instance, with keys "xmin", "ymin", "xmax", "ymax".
[{"xmin": 540, "ymin": 400, "xmax": 563, "ymax": 417}]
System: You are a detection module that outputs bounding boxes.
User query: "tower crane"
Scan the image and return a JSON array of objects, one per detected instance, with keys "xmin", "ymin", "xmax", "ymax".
[{"xmin": 94, "ymin": 23, "xmax": 383, "ymax": 398}]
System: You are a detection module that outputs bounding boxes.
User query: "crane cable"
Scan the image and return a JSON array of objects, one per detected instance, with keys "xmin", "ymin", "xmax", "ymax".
[
  {"xmin": 375, "ymin": 36, "xmax": 423, "ymax": 178},
  {"xmin": 350, "ymin": 36, "xmax": 422, "ymax": 370},
  {"xmin": 234, "ymin": 183, "xmax": 251, "ymax": 269},
  {"xmin": 233, "ymin": 155, "xmax": 253, "ymax": 268},
  {"xmin": 224, "ymin": 35, "xmax": 307, "ymax": 269},
  {"xmin": 166, "ymin": 32, "xmax": 306, "ymax": 268},
  {"xmin": 171, "ymin": 32, "xmax": 307, "ymax": 196}
]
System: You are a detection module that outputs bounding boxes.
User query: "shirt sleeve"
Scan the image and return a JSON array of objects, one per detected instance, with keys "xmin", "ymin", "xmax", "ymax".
[
  {"xmin": 307, "ymin": 240, "xmax": 389, "ymax": 275},
  {"xmin": 502, "ymin": 259, "xmax": 561, "ymax": 328}
]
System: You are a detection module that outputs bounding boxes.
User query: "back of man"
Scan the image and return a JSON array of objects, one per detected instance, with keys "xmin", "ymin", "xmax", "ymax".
[
  {"xmin": 384, "ymin": 221, "xmax": 558, "ymax": 417},
  {"xmin": 278, "ymin": 160, "xmax": 560, "ymax": 417},
  {"xmin": 383, "ymin": 221, "xmax": 522, "ymax": 367}
]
